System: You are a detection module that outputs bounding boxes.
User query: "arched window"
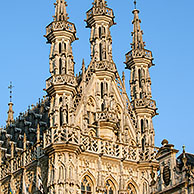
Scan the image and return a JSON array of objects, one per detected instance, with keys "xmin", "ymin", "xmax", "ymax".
[
  {"xmin": 138, "ymin": 69, "xmax": 141, "ymax": 88},
  {"xmin": 99, "ymin": 43, "xmax": 102, "ymax": 61},
  {"xmin": 127, "ymin": 183, "xmax": 137, "ymax": 194},
  {"xmin": 105, "ymin": 180, "xmax": 115, "ymax": 194},
  {"xmin": 59, "ymin": 166, "xmax": 64, "ymax": 180},
  {"xmin": 59, "ymin": 97, "xmax": 63, "ymax": 103},
  {"xmin": 64, "ymin": 43, "xmax": 66, "ymax": 51},
  {"xmin": 101, "ymin": 82, "xmax": 104, "ymax": 99},
  {"xmin": 142, "ymin": 138, "xmax": 145, "ymax": 152},
  {"xmin": 141, "ymin": 119, "xmax": 144, "ymax": 134},
  {"xmin": 102, "ymin": 26, "xmax": 106, "ymax": 36},
  {"xmin": 64, "ymin": 59, "xmax": 67, "ymax": 74},
  {"xmin": 101, "ymin": 102, "xmax": 105, "ymax": 111},
  {"xmin": 99, "ymin": 27, "xmax": 102, "ymax": 38},
  {"xmin": 106, "ymin": 83, "xmax": 108, "ymax": 94},
  {"xmin": 140, "ymin": 92, "xmax": 142, "ymax": 99},
  {"xmin": 81, "ymin": 176, "xmax": 93, "ymax": 194},
  {"xmin": 59, "ymin": 43, "xmax": 62, "ymax": 54},
  {"xmin": 66, "ymin": 105, "xmax": 69, "ymax": 124},
  {"xmin": 59, "ymin": 107, "xmax": 63, "ymax": 127},
  {"xmin": 59, "ymin": 58, "xmax": 62, "ymax": 74}
]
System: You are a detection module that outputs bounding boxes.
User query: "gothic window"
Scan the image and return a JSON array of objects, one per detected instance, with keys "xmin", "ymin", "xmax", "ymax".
[
  {"xmin": 101, "ymin": 103, "xmax": 105, "ymax": 111},
  {"xmin": 99, "ymin": 43, "xmax": 102, "ymax": 61},
  {"xmin": 59, "ymin": 58, "xmax": 62, "ymax": 74},
  {"xmin": 59, "ymin": 166, "xmax": 64, "ymax": 180},
  {"xmin": 99, "ymin": 27, "xmax": 102, "ymax": 38},
  {"xmin": 59, "ymin": 43, "xmax": 62, "ymax": 54},
  {"xmin": 102, "ymin": 26, "xmax": 106, "ymax": 36},
  {"xmin": 64, "ymin": 59, "xmax": 67, "ymax": 74},
  {"xmin": 59, "ymin": 107, "xmax": 63, "ymax": 127},
  {"xmin": 106, "ymin": 83, "xmax": 108, "ymax": 94},
  {"xmin": 142, "ymin": 138, "xmax": 145, "ymax": 151},
  {"xmin": 66, "ymin": 105, "xmax": 69, "ymax": 124},
  {"xmin": 127, "ymin": 183, "xmax": 137, "ymax": 194},
  {"xmin": 59, "ymin": 97, "xmax": 63, "ymax": 103},
  {"xmin": 138, "ymin": 69, "xmax": 141, "ymax": 88},
  {"xmin": 69, "ymin": 166, "xmax": 73, "ymax": 179},
  {"xmin": 141, "ymin": 119, "xmax": 144, "ymax": 134},
  {"xmin": 104, "ymin": 180, "xmax": 115, "ymax": 194},
  {"xmin": 140, "ymin": 92, "xmax": 142, "ymax": 99},
  {"xmin": 64, "ymin": 43, "xmax": 66, "ymax": 51},
  {"xmin": 101, "ymin": 82, "xmax": 104, "ymax": 99},
  {"xmin": 81, "ymin": 176, "xmax": 93, "ymax": 194}
]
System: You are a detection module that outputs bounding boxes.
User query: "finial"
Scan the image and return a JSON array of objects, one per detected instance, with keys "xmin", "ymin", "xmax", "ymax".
[
  {"xmin": 183, "ymin": 145, "xmax": 186, "ymax": 154},
  {"xmin": 8, "ymin": 81, "xmax": 14, "ymax": 103},
  {"xmin": 82, "ymin": 59, "xmax": 85, "ymax": 69},
  {"xmin": 7, "ymin": 82, "xmax": 14, "ymax": 126},
  {"xmin": 134, "ymin": 0, "xmax": 137, "ymax": 9}
]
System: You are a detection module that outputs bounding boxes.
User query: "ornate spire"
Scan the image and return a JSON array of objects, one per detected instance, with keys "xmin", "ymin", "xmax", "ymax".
[
  {"xmin": 131, "ymin": 8, "xmax": 145, "ymax": 51},
  {"xmin": 54, "ymin": 0, "xmax": 69, "ymax": 21},
  {"xmin": 7, "ymin": 82, "xmax": 14, "ymax": 126}
]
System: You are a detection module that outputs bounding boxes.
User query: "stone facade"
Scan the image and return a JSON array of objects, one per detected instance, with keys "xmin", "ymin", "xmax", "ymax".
[{"xmin": 0, "ymin": 1, "xmax": 193, "ymax": 194}]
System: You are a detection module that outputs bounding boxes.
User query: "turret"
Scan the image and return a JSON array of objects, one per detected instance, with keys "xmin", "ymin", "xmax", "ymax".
[
  {"xmin": 45, "ymin": 0, "xmax": 78, "ymax": 128},
  {"xmin": 125, "ymin": 2, "xmax": 157, "ymax": 152},
  {"xmin": 86, "ymin": 0, "xmax": 115, "ymax": 63}
]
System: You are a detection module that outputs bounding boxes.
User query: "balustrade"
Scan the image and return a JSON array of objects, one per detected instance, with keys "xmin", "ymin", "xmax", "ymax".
[
  {"xmin": 126, "ymin": 49, "xmax": 152, "ymax": 62},
  {"xmin": 46, "ymin": 74, "xmax": 76, "ymax": 89},
  {"xmin": 133, "ymin": 98, "xmax": 156, "ymax": 110},
  {"xmin": 46, "ymin": 21, "xmax": 76, "ymax": 36},
  {"xmin": 86, "ymin": 7, "xmax": 114, "ymax": 20}
]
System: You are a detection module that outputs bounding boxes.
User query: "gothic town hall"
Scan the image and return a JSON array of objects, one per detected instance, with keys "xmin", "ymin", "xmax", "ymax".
[{"xmin": 1, "ymin": 0, "xmax": 194, "ymax": 194}]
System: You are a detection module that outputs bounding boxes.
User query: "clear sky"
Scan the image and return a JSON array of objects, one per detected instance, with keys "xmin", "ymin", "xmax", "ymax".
[{"xmin": 0, "ymin": 0, "xmax": 194, "ymax": 154}]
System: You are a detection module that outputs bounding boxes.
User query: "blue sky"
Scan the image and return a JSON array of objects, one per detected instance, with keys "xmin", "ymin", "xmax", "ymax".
[{"xmin": 0, "ymin": 0, "xmax": 194, "ymax": 154}]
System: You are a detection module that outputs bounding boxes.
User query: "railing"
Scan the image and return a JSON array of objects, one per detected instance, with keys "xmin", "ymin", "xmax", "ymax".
[
  {"xmin": 95, "ymin": 61, "xmax": 116, "ymax": 71},
  {"xmin": 46, "ymin": 21, "xmax": 76, "ymax": 36},
  {"xmin": 86, "ymin": 7, "xmax": 114, "ymax": 20},
  {"xmin": 125, "ymin": 49, "xmax": 153, "ymax": 63},
  {"xmin": 96, "ymin": 111, "xmax": 118, "ymax": 123},
  {"xmin": 44, "ymin": 126, "xmax": 81, "ymax": 148},
  {"xmin": 44, "ymin": 126, "xmax": 157, "ymax": 162},
  {"xmin": 133, "ymin": 98, "xmax": 156, "ymax": 110},
  {"xmin": 46, "ymin": 74, "xmax": 77, "ymax": 89}
]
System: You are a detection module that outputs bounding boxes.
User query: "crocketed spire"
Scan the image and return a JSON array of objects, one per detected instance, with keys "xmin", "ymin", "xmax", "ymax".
[
  {"xmin": 54, "ymin": 0, "xmax": 69, "ymax": 21},
  {"xmin": 131, "ymin": 9, "xmax": 145, "ymax": 51}
]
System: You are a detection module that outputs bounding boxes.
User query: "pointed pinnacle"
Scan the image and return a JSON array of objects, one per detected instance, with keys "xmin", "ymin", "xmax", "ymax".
[
  {"xmin": 134, "ymin": 0, "xmax": 137, "ymax": 10},
  {"xmin": 54, "ymin": 0, "xmax": 69, "ymax": 22}
]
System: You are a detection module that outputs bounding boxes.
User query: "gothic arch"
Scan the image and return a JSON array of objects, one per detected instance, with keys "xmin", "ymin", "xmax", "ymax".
[
  {"xmin": 81, "ymin": 173, "xmax": 95, "ymax": 194},
  {"xmin": 104, "ymin": 175, "xmax": 118, "ymax": 191},
  {"xmin": 104, "ymin": 178, "xmax": 117, "ymax": 194},
  {"xmin": 81, "ymin": 170, "xmax": 96, "ymax": 187},
  {"xmin": 126, "ymin": 179, "xmax": 139, "ymax": 194}
]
